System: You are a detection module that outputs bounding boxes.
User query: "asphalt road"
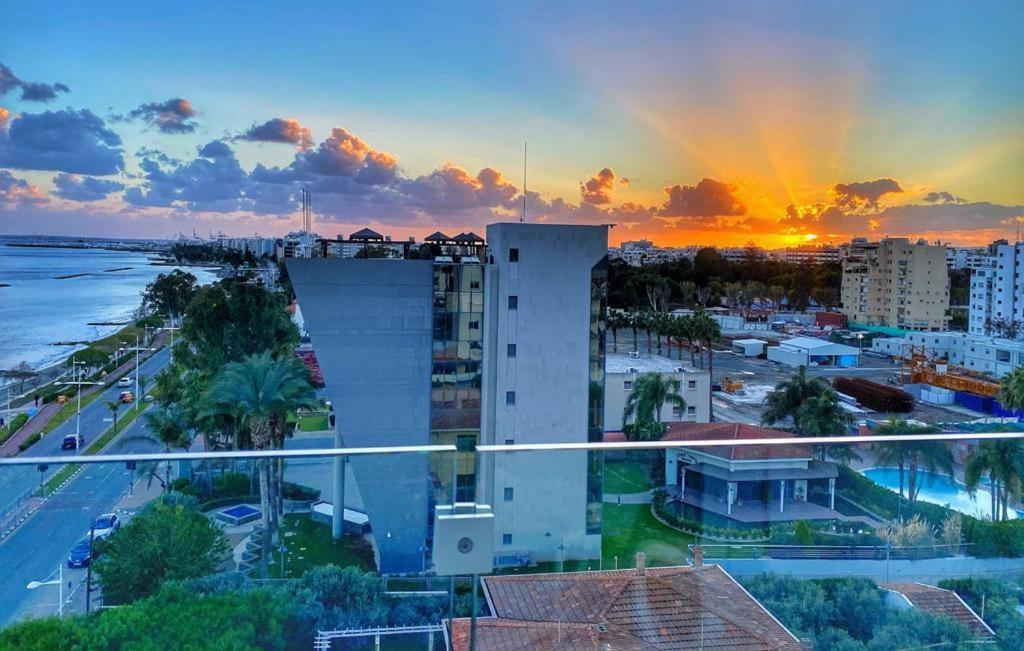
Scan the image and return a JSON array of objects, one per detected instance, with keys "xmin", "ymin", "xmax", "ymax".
[{"xmin": 0, "ymin": 347, "xmax": 172, "ymax": 625}]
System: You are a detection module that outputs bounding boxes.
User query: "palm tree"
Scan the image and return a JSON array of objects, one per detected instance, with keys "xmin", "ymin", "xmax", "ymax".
[
  {"xmin": 120, "ymin": 404, "xmax": 192, "ymax": 490},
  {"xmin": 104, "ymin": 399, "xmax": 122, "ymax": 434},
  {"xmin": 999, "ymin": 366, "xmax": 1024, "ymax": 411},
  {"xmin": 873, "ymin": 421, "xmax": 952, "ymax": 504},
  {"xmin": 762, "ymin": 366, "xmax": 832, "ymax": 434},
  {"xmin": 607, "ymin": 311, "xmax": 628, "ymax": 353},
  {"xmin": 627, "ymin": 312, "xmax": 641, "ymax": 353},
  {"xmin": 965, "ymin": 439, "xmax": 1024, "ymax": 520},
  {"xmin": 623, "ymin": 373, "xmax": 685, "ymax": 441},
  {"xmin": 200, "ymin": 351, "xmax": 316, "ymax": 573},
  {"xmin": 691, "ymin": 310, "xmax": 720, "ymax": 420}
]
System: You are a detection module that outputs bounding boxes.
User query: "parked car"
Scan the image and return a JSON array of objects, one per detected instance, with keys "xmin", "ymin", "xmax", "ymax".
[
  {"xmin": 67, "ymin": 538, "xmax": 95, "ymax": 568},
  {"xmin": 61, "ymin": 434, "xmax": 84, "ymax": 450},
  {"xmin": 91, "ymin": 513, "xmax": 120, "ymax": 539},
  {"xmin": 118, "ymin": 376, "xmax": 132, "ymax": 387}
]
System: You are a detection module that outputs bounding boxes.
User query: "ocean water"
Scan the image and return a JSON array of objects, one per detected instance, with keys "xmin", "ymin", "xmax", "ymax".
[{"xmin": 0, "ymin": 239, "xmax": 218, "ymax": 372}]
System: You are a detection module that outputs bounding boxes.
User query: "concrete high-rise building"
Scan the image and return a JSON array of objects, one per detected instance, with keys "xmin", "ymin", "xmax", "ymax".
[
  {"xmin": 840, "ymin": 237, "xmax": 950, "ymax": 331},
  {"xmin": 969, "ymin": 242, "xmax": 1024, "ymax": 339},
  {"xmin": 287, "ymin": 223, "xmax": 608, "ymax": 573}
]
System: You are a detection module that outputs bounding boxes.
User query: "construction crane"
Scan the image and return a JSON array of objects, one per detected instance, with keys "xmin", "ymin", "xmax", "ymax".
[{"xmin": 899, "ymin": 344, "xmax": 1001, "ymax": 397}]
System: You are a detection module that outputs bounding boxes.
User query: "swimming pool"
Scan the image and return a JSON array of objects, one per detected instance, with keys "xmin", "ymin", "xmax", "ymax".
[{"xmin": 860, "ymin": 467, "xmax": 1018, "ymax": 520}]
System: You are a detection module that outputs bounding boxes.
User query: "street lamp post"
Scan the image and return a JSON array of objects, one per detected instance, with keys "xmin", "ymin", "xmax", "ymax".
[
  {"xmin": 279, "ymin": 542, "xmax": 287, "ymax": 578},
  {"xmin": 26, "ymin": 564, "xmax": 64, "ymax": 619},
  {"xmin": 59, "ymin": 359, "xmax": 99, "ymax": 450}
]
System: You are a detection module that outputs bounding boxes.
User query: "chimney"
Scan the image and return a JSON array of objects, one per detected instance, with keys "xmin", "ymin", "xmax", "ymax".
[
  {"xmin": 693, "ymin": 544, "xmax": 704, "ymax": 569},
  {"xmin": 635, "ymin": 552, "xmax": 646, "ymax": 577}
]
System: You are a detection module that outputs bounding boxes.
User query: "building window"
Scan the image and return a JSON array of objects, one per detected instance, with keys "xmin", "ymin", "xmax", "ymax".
[
  {"xmin": 687, "ymin": 406, "xmax": 696, "ymax": 416},
  {"xmin": 507, "ymin": 343, "xmax": 516, "ymax": 357},
  {"xmin": 672, "ymin": 406, "xmax": 682, "ymax": 416},
  {"xmin": 623, "ymin": 380, "xmax": 632, "ymax": 390},
  {"xmin": 688, "ymin": 380, "xmax": 697, "ymax": 389},
  {"xmin": 504, "ymin": 438, "xmax": 514, "ymax": 445},
  {"xmin": 509, "ymin": 248, "xmax": 519, "ymax": 262},
  {"xmin": 504, "ymin": 487, "xmax": 514, "ymax": 501},
  {"xmin": 506, "ymin": 391, "xmax": 516, "ymax": 405},
  {"xmin": 502, "ymin": 533, "xmax": 512, "ymax": 545},
  {"xmin": 508, "ymin": 295, "xmax": 518, "ymax": 309}
]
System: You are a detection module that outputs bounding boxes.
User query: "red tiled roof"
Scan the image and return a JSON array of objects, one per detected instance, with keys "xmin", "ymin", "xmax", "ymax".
[
  {"xmin": 886, "ymin": 583, "xmax": 995, "ymax": 639},
  {"xmin": 661, "ymin": 422, "xmax": 813, "ymax": 461},
  {"xmin": 450, "ymin": 565, "xmax": 802, "ymax": 651}
]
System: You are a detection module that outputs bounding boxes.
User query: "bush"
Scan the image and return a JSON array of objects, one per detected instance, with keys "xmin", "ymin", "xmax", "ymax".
[
  {"xmin": 0, "ymin": 412, "xmax": 29, "ymax": 443},
  {"xmin": 18, "ymin": 432, "xmax": 41, "ymax": 452},
  {"xmin": 212, "ymin": 471, "xmax": 251, "ymax": 498},
  {"xmin": 281, "ymin": 481, "xmax": 321, "ymax": 502},
  {"xmin": 169, "ymin": 478, "xmax": 199, "ymax": 496}
]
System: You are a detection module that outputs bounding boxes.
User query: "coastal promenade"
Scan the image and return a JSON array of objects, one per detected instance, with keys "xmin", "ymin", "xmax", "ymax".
[{"xmin": 0, "ymin": 330, "xmax": 171, "ymax": 457}]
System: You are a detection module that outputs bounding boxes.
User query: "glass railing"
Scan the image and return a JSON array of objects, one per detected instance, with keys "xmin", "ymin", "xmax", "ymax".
[{"xmin": 0, "ymin": 433, "xmax": 1022, "ymax": 649}]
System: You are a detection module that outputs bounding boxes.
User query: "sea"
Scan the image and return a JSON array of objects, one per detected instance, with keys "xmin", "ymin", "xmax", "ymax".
[{"xmin": 0, "ymin": 236, "xmax": 219, "ymax": 373}]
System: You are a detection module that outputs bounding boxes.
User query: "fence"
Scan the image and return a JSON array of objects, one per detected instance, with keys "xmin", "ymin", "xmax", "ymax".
[
  {"xmin": 688, "ymin": 543, "xmax": 970, "ymax": 561},
  {"xmin": 0, "ymin": 485, "xmax": 36, "ymax": 540}
]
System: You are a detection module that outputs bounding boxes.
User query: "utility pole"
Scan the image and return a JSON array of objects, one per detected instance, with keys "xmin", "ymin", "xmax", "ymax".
[{"xmin": 59, "ymin": 358, "xmax": 99, "ymax": 450}]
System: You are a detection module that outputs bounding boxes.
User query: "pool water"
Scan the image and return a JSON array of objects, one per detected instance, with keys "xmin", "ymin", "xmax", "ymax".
[
  {"xmin": 222, "ymin": 504, "xmax": 260, "ymax": 519},
  {"xmin": 860, "ymin": 467, "xmax": 1018, "ymax": 520}
]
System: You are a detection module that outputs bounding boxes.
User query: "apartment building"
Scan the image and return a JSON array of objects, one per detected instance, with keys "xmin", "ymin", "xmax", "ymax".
[
  {"xmin": 287, "ymin": 223, "xmax": 607, "ymax": 573},
  {"xmin": 968, "ymin": 242, "xmax": 1024, "ymax": 339},
  {"xmin": 873, "ymin": 331, "xmax": 1024, "ymax": 378},
  {"xmin": 775, "ymin": 244, "xmax": 840, "ymax": 265},
  {"xmin": 840, "ymin": 237, "xmax": 950, "ymax": 331}
]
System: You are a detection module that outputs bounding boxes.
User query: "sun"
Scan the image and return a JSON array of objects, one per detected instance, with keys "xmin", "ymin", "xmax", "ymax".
[{"xmin": 803, "ymin": 233, "xmax": 819, "ymax": 242}]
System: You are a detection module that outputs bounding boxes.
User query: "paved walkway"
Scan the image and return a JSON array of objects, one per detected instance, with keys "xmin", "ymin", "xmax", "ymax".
[
  {"xmin": 603, "ymin": 490, "xmax": 653, "ymax": 504},
  {"xmin": 0, "ymin": 331, "xmax": 170, "ymax": 457}
]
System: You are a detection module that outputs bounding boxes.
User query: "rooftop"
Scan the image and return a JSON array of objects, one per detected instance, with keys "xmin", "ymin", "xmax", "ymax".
[
  {"xmin": 449, "ymin": 564, "xmax": 802, "ymax": 650},
  {"xmin": 662, "ymin": 422, "xmax": 814, "ymax": 462},
  {"xmin": 885, "ymin": 583, "xmax": 995, "ymax": 639},
  {"xmin": 779, "ymin": 336, "xmax": 860, "ymax": 353},
  {"xmin": 606, "ymin": 354, "xmax": 698, "ymax": 375}
]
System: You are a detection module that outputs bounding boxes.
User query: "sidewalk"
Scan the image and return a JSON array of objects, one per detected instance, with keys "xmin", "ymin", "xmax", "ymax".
[{"xmin": 0, "ymin": 330, "xmax": 171, "ymax": 458}]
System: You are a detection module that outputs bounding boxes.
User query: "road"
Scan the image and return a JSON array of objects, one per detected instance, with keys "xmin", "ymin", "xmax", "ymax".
[
  {"xmin": 0, "ymin": 347, "xmax": 172, "ymax": 625},
  {"xmin": 0, "ymin": 347, "xmax": 172, "ymax": 515}
]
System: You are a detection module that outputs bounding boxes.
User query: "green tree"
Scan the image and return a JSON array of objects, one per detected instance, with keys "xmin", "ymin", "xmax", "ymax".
[
  {"xmin": 77, "ymin": 583, "xmax": 288, "ymax": 649},
  {"xmin": 691, "ymin": 310, "xmax": 721, "ymax": 420},
  {"xmin": 873, "ymin": 422, "xmax": 952, "ymax": 503},
  {"xmin": 141, "ymin": 269, "xmax": 198, "ymax": 324},
  {"xmin": 965, "ymin": 439, "xmax": 1024, "ymax": 520},
  {"xmin": 94, "ymin": 499, "xmax": 229, "ymax": 603},
  {"xmin": 120, "ymin": 405, "xmax": 193, "ymax": 489},
  {"xmin": 200, "ymin": 352, "xmax": 317, "ymax": 573},
  {"xmin": 1, "ymin": 361, "xmax": 38, "ymax": 394},
  {"xmin": 623, "ymin": 373, "xmax": 685, "ymax": 440},
  {"xmin": 607, "ymin": 311, "xmax": 629, "ymax": 353},
  {"xmin": 762, "ymin": 366, "xmax": 833, "ymax": 435},
  {"xmin": 179, "ymin": 280, "xmax": 299, "ymax": 376},
  {"xmin": 999, "ymin": 366, "xmax": 1024, "ymax": 410},
  {"xmin": 0, "ymin": 617, "xmax": 80, "ymax": 651}
]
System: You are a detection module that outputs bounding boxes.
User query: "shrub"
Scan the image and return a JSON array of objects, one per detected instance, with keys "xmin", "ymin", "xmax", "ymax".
[
  {"xmin": 281, "ymin": 481, "xmax": 321, "ymax": 502},
  {"xmin": 169, "ymin": 477, "xmax": 199, "ymax": 496},
  {"xmin": 18, "ymin": 432, "xmax": 41, "ymax": 452},
  {"xmin": 212, "ymin": 471, "xmax": 251, "ymax": 498}
]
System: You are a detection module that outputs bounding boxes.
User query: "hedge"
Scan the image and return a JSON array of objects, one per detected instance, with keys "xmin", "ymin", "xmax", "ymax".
[
  {"xmin": 281, "ymin": 482, "xmax": 320, "ymax": 502},
  {"xmin": 18, "ymin": 433, "xmax": 41, "ymax": 452},
  {"xmin": 0, "ymin": 412, "xmax": 29, "ymax": 443}
]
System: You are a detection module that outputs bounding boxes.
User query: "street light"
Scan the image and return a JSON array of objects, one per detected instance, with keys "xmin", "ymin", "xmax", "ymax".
[
  {"xmin": 59, "ymin": 357, "xmax": 99, "ymax": 449},
  {"xmin": 26, "ymin": 564, "xmax": 65, "ymax": 619}
]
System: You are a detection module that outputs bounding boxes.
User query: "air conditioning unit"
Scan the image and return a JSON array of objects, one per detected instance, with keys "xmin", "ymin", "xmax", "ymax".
[
  {"xmin": 433, "ymin": 503, "xmax": 494, "ymax": 576},
  {"xmin": 629, "ymin": 350, "xmax": 640, "ymax": 358}
]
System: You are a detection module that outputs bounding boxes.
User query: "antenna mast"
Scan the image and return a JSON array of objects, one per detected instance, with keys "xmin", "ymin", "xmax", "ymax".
[{"xmin": 520, "ymin": 142, "xmax": 527, "ymax": 223}]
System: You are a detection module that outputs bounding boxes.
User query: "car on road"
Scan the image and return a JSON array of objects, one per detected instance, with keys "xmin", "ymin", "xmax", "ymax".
[
  {"xmin": 67, "ymin": 538, "xmax": 95, "ymax": 568},
  {"xmin": 118, "ymin": 376, "xmax": 132, "ymax": 387},
  {"xmin": 92, "ymin": 513, "xmax": 120, "ymax": 539},
  {"xmin": 119, "ymin": 390, "xmax": 134, "ymax": 403},
  {"xmin": 61, "ymin": 434, "xmax": 84, "ymax": 450}
]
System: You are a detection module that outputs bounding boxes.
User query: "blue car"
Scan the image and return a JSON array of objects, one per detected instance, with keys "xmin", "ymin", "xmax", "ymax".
[{"xmin": 67, "ymin": 538, "xmax": 94, "ymax": 568}]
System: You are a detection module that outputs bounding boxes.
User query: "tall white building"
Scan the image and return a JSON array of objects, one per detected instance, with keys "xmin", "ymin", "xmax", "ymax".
[
  {"xmin": 288, "ymin": 222, "xmax": 608, "ymax": 572},
  {"xmin": 969, "ymin": 242, "xmax": 1024, "ymax": 339}
]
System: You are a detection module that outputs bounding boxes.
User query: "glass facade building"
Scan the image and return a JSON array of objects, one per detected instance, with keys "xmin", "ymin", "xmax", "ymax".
[{"xmin": 430, "ymin": 262, "xmax": 484, "ymax": 503}]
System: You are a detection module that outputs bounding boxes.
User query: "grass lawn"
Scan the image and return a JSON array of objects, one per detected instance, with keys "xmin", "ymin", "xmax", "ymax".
[
  {"xmin": 601, "ymin": 502, "xmax": 693, "ymax": 569},
  {"xmin": 297, "ymin": 413, "xmax": 330, "ymax": 432},
  {"xmin": 268, "ymin": 514, "xmax": 375, "ymax": 578},
  {"xmin": 603, "ymin": 459, "xmax": 655, "ymax": 494},
  {"xmin": 498, "ymin": 502, "xmax": 694, "ymax": 576}
]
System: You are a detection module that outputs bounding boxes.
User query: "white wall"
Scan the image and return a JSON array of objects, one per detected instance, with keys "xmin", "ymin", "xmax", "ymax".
[{"xmin": 604, "ymin": 369, "xmax": 710, "ymax": 431}]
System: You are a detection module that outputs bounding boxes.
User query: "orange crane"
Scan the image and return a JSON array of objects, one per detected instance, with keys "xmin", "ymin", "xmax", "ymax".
[{"xmin": 899, "ymin": 344, "xmax": 1001, "ymax": 397}]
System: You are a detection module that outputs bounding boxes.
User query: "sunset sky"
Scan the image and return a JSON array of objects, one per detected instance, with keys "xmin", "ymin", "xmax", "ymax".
[{"xmin": 1, "ymin": 1, "xmax": 1022, "ymax": 247}]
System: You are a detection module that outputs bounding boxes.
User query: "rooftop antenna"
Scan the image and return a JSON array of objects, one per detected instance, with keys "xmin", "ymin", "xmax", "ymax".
[{"xmin": 520, "ymin": 141, "xmax": 527, "ymax": 223}]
